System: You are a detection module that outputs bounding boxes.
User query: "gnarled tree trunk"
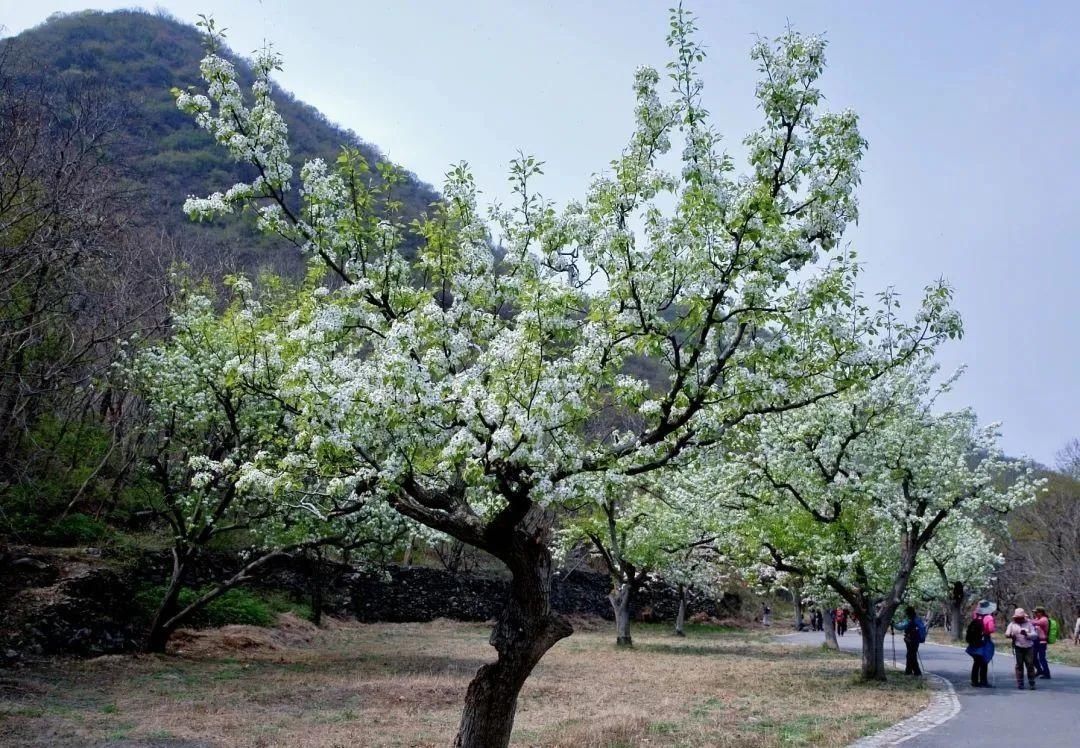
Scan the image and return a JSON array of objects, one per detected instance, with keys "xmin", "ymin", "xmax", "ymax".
[
  {"xmin": 859, "ymin": 612, "xmax": 889, "ymax": 681},
  {"xmin": 453, "ymin": 527, "xmax": 572, "ymax": 748},
  {"xmin": 610, "ymin": 581, "xmax": 636, "ymax": 646}
]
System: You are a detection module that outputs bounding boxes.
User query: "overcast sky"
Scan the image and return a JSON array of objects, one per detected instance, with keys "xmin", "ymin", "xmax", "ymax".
[{"xmin": 3, "ymin": 1, "xmax": 1077, "ymax": 465}]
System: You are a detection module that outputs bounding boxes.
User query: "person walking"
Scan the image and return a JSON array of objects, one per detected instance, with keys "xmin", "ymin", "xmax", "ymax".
[
  {"xmin": 835, "ymin": 607, "xmax": 847, "ymax": 637},
  {"xmin": 1073, "ymin": 607, "xmax": 1080, "ymax": 646},
  {"xmin": 965, "ymin": 600, "xmax": 996, "ymax": 688},
  {"xmin": 894, "ymin": 606, "xmax": 926, "ymax": 676},
  {"xmin": 1005, "ymin": 607, "xmax": 1039, "ymax": 690},
  {"xmin": 1032, "ymin": 606, "xmax": 1051, "ymax": 679}
]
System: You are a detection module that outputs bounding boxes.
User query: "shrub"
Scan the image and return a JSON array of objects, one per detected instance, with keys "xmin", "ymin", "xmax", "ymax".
[{"xmin": 135, "ymin": 584, "xmax": 312, "ymax": 629}]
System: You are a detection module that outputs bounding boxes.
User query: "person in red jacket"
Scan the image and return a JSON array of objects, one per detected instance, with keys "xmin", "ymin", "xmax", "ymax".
[
  {"xmin": 835, "ymin": 607, "xmax": 848, "ymax": 637},
  {"xmin": 1032, "ymin": 606, "xmax": 1051, "ymax": 679}
]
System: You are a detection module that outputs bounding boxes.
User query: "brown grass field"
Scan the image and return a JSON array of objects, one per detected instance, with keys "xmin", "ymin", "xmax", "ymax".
[{"xmin": 0, "ymin": 615, "xmax": 929, "ymax": 747}]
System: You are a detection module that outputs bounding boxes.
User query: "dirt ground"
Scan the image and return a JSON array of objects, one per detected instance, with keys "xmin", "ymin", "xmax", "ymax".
[{"xmin": 0, "ymin": 615, "xmax": 928, "ymax": 747}]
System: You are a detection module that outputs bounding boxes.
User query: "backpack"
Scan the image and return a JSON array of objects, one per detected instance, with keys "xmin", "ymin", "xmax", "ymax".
[
  {"xmin": 966, "ymin": 618, "xmax": 983, "ymax": 647},
  {"xmin": 916, "ymin": 617, "xmax": 927, "ymax": 644},
  {"xmin": 1048, "ymin": 618, "xmax": 1060, "ymax": 644}
]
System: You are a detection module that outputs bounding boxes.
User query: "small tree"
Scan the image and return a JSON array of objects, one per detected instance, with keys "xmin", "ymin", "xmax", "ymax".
[
  {"xmin": 132, "ymin": 276, "xmax": 411, "ymax": 651},
  {"xmin": 708, "ymin": 362, "xmax": 1040, "ymax": 679},
  {"xmin": 174, "ymin": 9, "xmax": 958, "ymax": 744},
  {"xmin": 561, "ymin": 479, "xmax": 720, "ymax": 646},
  {"xmin": 919, "ymin": 517, "xmax": 1001, "ymax": 640}
]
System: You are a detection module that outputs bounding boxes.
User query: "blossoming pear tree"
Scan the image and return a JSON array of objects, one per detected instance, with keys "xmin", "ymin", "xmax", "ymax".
[
  {"xmin": 174, "ymin": 8, "xmax": 961, "ymax": 744},
  {"xmin": 558, "ymin": 476, "xmax": 723, "ymax": 646},
  {"xmin": 131, "ymin": 275, "xmax": 412, "ymax": 652},
  {"xmin": 915, "ymin": 515, "xmax": 1003, "ymax": 641},
  {"xmin": 706, "ymin": 361, "xmax": 1041, "ymax": 680}
]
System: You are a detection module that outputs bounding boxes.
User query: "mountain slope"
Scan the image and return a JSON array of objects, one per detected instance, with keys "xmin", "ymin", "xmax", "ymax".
[{"xmin": 1, "ymin": 9, "xmax": 440, "ymax": 276}]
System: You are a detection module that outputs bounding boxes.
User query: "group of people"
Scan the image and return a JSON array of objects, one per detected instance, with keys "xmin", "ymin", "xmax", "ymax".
[
  {"xmin": 800, "ymin": 606, "xmax": 849, "ymax": 635},
  {"xmin": 966, "ymin": 601, "xmax": 1066, "ymax": 689},
  {"xmin": 893, "ymin": 600, "xmax": 1073, "ymax": 688}
]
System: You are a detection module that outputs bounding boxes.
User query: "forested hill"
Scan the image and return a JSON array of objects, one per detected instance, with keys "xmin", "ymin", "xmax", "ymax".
[{"xmin": 0, "ymin": 9, "xmax": 440, "ymax": 276}]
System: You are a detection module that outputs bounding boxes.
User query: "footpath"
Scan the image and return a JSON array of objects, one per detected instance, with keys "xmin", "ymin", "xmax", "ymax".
[{"xmin": 780, "ymin": 630, "xmax": 1080, "ymax": 746}]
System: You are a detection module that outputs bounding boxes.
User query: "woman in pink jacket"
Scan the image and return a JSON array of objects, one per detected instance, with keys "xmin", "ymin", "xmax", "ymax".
[{"xmin": 1032, "ymin": 606, "xmax": 1051, "ymax": 679}]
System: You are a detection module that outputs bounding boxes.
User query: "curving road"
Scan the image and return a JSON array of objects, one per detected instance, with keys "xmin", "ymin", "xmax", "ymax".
[{"xmin": 779, "ymin": 630, "xmax": 1080, "ymax": 746}]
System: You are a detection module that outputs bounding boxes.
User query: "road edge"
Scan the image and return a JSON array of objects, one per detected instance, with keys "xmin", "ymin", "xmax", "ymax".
[{"xmin": 848, "ymin": 673, "xmax": 960, "ymax": 747}]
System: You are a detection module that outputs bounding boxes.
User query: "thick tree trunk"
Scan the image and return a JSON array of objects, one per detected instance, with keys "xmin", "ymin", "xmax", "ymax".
[
  {"xmin": 609, "ymin": 582, "xmax": 635, "ymax": 647},
  {"xmin": 859, "ymin": 614, "xmax": 889, "ymax": 681},
  {"xmin": 823, "ymin": 608, "xmax": 839, "ymax": 650},
  {"xmin": 453, "ymin": 532, "xmax": 572, "ymax": 748},
  {"xmin": 948, "ymin": 582, "xmax": 964, "ymax": 641},
  {"xmin": 674, "ymin": 583, "xmax": 687, "ymax": 637},
  {"xmin": 793, "ymin": 589, "xmax": 804, "ymax": 631}
]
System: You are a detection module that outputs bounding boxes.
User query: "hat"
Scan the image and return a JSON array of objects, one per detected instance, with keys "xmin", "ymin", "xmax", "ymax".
[
  {"xmin": 1034, "ymin": 606, "xmax": 1046, "ymax": 614},
  {"xmin": 975, "ymin": 600, "xmax": 996, "ymax": 616},
  {"xmin": 1013, "ymin": 607, "xmax": 1027, "ymax": 620}
]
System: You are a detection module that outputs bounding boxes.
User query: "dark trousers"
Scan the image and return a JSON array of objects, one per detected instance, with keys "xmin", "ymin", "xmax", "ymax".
[
  {"xmin": 905, "ymin": 640, "xmax": 922, "ymax": 675},
  {"xmin": 1034, "ymin": 641, "xmax": 1050, "ymax": 676},
  {"xmin": 970, "ymin": 655, "xmax": 988, "ymax": 686},
  {"xmin": 1014, "ymin": 646, "xmax": 1036, "ymax": 684}
]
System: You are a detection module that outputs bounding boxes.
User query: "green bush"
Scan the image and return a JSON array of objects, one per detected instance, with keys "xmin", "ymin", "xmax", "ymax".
[
  {"xmin": 42, "ymin": 513, "xmax": 112, "ymax": 545},
  {"xmin": 135, "ymin": 584, "xmax": 312, "ymax": 629}
]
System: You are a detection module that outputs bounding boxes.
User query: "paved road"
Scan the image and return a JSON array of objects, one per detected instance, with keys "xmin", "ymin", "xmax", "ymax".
[{"xmin": 780, "ymin": 630, "xmax": 1080, "ymax": 746}]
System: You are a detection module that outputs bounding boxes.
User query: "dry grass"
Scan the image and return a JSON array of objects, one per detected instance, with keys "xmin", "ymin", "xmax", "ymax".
[
  {"xmin": 0, "ymin": 617, "xmax": 928, "ymax": 747},
  {"xmin": 1046, "ymin": 639, "xmax": 1080, "ymax": 667}
]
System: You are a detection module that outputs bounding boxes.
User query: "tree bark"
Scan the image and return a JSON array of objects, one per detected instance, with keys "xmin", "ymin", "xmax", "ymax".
[
  {"xmin": 145, "ymin": 550, "xmax": 188, "ymax": 653},
  {"xmin": 674, "ymin": 583, "xmax": 687, "ymax": 637},
  {"xmin": 453, "ymin": 529, "xmax": 572, "ymax": 748},
  {"xmin": 793, "ymin": 587, "xmax": 804, "ymax": 630},
  {"xmin": 823, "ymin": 608, "xmax": 839, "ymax": 650},
  {"xmin": 948, "ymin": 582, "xmax": 964, "ymax": 641},
  {"xmin": 609, "ymin": 581, "xmax": 636, "ymax": 647},
  {"xmin": 859, "ymin": 613, "xmax": 889, "ymax": 681}
]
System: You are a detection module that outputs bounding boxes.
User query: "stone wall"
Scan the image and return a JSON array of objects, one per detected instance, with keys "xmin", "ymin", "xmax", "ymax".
[{"xmin": 0, "ymin": 547, "xmax": 740, "ymax": 659}]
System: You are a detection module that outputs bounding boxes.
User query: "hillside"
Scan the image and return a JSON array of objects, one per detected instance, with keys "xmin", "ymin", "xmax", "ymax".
[{"xmin": 0, "ymin": 9, "xmax": 440, "ymax": 277}]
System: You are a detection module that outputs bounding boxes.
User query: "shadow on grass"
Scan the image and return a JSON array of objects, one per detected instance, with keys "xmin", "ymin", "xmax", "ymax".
[{"xmin": 637, "ymin": 640, "xmax": 840, "ymax": 661}]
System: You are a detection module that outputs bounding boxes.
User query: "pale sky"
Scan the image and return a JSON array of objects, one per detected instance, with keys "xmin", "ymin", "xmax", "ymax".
[{"xmin": 3, "ymin": 1, "xmax": 1077, "ymax": 465}]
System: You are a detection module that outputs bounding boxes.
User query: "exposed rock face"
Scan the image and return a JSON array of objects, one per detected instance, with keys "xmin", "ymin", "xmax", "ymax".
[{"xmin": 0, "ymin": 548, "xmax": 139, "ymax": 659}]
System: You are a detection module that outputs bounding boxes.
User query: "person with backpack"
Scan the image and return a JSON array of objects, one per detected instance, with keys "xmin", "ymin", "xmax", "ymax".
[
  {"xmin": 966, "ymin": 600, "xmax": 996, "ymax": 688},
  {"xmin": 1005, "ymin": 607, "xmax": 1039, "ymax": 690},
  {"xmin": 1032, "ymin": 606, "xmax": 1051, "ymax": 679},
  {"xmin": 893, "ymin": 606, "xmax": 926, "ymax": 676}
]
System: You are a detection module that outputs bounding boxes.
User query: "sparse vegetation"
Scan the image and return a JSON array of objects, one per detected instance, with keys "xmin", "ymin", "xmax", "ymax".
[{"xmin": 0, "ymin": 619, "xmax": 928, "ymax": 747}]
